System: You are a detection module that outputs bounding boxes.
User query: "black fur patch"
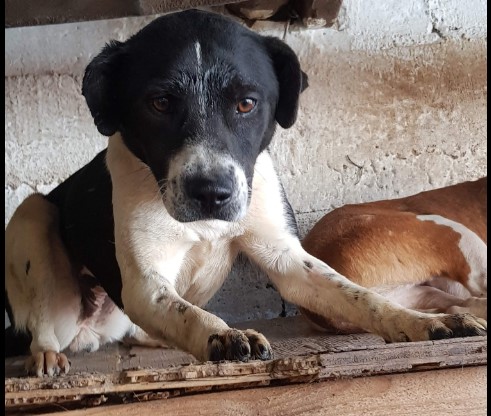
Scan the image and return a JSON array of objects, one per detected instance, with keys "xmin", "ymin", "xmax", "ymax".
[
  {"xmin": 303, "ymin": 260, "xmax": 313, "ymax": 269},
  {"xmin": 280, "ymin": 298, "xmax": 287, "ymax": 317},
  {"xmin": 175, "ymin": 302, "xmax": 188, "ymax": 314},
  {"xmin": 156, "ymin": 294, "xmax": 167, "ymax": 303},
  {"xmin": 78, "ymin": 274, "xmax": 102, "ymax": 320},
  {"xmin": 5, "ymin": 326, "xmax": 32, "ymax": 358},
  {"xmin": 279, "ymin": 179, "xmax": 299, "ymax": 237},
  {"xmin": 429, "ymin": 326, "xmax": 453, "ymax": 340},
  {"xmin": 399, "ymin": 332, "xmax": 410, "ymax": 342},
  {"xmin": 25, "ymin": 260, "xmax": 31, "ymax": 276},
  {"xmin": 44, "ymin": 153, "xmax": 123, "ymax": 309},
  {"xmin": 207, "ymin": 334, "xmax": 225, "ymax": 362}
]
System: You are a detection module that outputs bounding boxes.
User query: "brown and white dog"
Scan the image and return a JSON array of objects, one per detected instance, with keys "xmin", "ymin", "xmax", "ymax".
[
  {"xmin": 301, "ymin": 177, "xmax": 487, "ymax": 333},
  {"xmin": 5, "ymin": 10, "xmax": 486, "ymax": 378}
]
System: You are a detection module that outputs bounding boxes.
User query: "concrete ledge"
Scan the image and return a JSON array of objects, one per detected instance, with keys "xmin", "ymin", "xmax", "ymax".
[{"xmin": 5, "ymin": 1, "xmax": 487, "ymax": 77}]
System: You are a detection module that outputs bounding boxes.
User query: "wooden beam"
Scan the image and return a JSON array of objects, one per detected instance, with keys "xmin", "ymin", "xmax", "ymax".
[
  {"xmin": 5, "ymin": 0, "xmax": 246, "ymax": 28},
  {"xmin": 5, "ymin": 316, "xmax": 487, "ymax": 412},
  {"xmin": 37, "ymin": 366, "xmax": 487, "ymax": 416}
]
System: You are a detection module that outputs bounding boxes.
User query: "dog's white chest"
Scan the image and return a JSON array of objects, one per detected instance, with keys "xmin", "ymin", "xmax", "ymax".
[{"xmin": 176, "ymin": 238, "xmax": 239, "ymax": 306}]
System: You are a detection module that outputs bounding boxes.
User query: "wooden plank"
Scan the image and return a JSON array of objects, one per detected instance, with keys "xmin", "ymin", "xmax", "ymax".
[
  {"xmin": 4, "ymin": 316, "xmax": 386, "ymax": 378},
  {"xmin": 4, "ymin": 316, "xmax": 487, "ymax": 412},
  {"xmin": 5, "ymin": 0, "xmax": 245, "ymax": 28},
  {"xmin": 48, "ymin": 366, "xmax": 487, "ymax": 416}
]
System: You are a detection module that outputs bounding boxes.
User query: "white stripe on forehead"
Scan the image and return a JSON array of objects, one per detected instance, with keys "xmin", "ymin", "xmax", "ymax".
[
  {"xmin": 194, "ymin": 41, "xmax": 202, "ymax": 71},
  {"xmin": 194, "ymin": 41, "xmax": 206, "ymax": 117}
]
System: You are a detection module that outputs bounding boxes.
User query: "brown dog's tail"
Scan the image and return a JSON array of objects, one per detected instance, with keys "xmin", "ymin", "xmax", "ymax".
[{"xmin": 5, "ymin": 326, "xmax": 31, "ymax": 357}]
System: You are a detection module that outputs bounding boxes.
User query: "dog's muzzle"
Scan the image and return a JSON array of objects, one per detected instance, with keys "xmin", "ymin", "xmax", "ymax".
[{"xmin": 164, "ymin": 147, "xmax": 249, "ymax": 223}]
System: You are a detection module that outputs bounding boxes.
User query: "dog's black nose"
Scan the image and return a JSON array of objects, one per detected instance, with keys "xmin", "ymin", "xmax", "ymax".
[{"xmin": 185, "ymin": 177, "xmax": 233, "ymax": 211}]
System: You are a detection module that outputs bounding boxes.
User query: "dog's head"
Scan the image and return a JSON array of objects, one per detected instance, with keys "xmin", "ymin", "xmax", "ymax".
[{"xmin": 83, "ymin": 9, "xmax": 308, "ymax": 222}]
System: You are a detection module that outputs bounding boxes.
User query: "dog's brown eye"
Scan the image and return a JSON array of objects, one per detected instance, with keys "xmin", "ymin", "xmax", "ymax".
[
  {"xmin": 236, "ymin": 98, "xmax": 256, "ymax": 114},
  {"xmin": 153, "ymin": 97, "xmax": 170, "ymax": 113}
]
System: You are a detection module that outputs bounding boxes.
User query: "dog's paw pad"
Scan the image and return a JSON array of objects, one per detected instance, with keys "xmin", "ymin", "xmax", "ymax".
[
  {"xmin": 25, "ymin": 351, "xmax": 70, "ymax": 377},
  {"xmin": 207, "ymin": 328, "xmax": 272, "ymax": 362}
]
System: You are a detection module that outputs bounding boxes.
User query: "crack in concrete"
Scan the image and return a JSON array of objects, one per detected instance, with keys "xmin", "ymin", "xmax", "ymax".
[
  {"xmin": 426, "ymin": 0, "xmax": 445, "ymax": 39},
  {"xmin": 431, "ymin": 25, "xmax": 444, "ymax": 39}
]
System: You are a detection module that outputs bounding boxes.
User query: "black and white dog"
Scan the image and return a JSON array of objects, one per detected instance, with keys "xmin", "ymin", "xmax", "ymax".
[{"xmin": 5, "ymin": 9, "xmax": 486, "ymax": 377}]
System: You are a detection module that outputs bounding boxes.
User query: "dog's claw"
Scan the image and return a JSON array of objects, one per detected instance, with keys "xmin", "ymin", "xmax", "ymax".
[
  {"xmin": 207, "ymin": 328, "xmax": 272, "ymax": 362},
  {"xmin": 25, "ymin": 351, "xmax": 70, "ymax": 377}
]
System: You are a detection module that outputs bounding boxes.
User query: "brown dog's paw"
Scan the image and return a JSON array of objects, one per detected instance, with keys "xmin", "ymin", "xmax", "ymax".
[
  {"xmin": 207, "ymin": 328, "xmax": 272, "ymax": 362},
  {"xmin": 427, "ymin": 313, "xmax": 487, "ymax": 340},
  {"xmin": 25, "ymin": 351, "xmax": 70, "ymax": 377}
]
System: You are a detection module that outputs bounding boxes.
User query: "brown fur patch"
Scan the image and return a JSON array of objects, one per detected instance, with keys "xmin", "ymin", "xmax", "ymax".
[{"xmin": 303, "ymin": 178, "xmax": 486, "ymax": 289}]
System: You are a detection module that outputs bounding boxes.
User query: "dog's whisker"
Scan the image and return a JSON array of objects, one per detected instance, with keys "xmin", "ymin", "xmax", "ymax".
[
  {"xmin": 252, "ymin": 167, "xmax": 268, "ymax": 183},
  {"xmin": 137, "ymin": 169, "xmax": 156, "ymax": 188},
  {"xmin": 118, "ymin": 166, "xmax": 154, "ymax": 187},
  {"xmin": 147, "ymin": 178, "xmax": 168, "ymax": 203}
]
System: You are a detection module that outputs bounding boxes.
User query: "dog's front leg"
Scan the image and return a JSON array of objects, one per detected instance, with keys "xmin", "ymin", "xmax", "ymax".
[
  {"xmin": 239, "ymin": 232, "xmax": 487, "ymax": 342},
  {"xmin": 107, "ymin": 135, "xmax": 272, "ymax": 362},
  {"xmin": 120, "ymin": 269, "xmax": 272, "ymax": 362}
]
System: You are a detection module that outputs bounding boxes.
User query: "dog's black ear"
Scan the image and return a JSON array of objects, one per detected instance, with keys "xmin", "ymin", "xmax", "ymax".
[
  {"xmin": 82, "ymin": 40, "xmax": 124, "ymax": 136},
  {"xmin": 263, "ymin": 36, "xmax": 308, "ymax": 129}
]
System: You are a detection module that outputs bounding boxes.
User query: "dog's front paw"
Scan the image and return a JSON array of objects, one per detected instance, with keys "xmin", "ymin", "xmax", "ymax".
[
  {"xmin": 243, "ymin": 329, "xmax": 273, "ymax": 360},
  {"xmin": 426, "ymin": 313, "xmax": 487, "ymax": 340},
  {"xmin": 207, "ymin": 328, "xmax": 272, "ymax": 362},
  {"xmin": 25, "ymin": 351, "xmax": 70, "ymax": 377},
  {"xmin": 395, "ymin": 313, "xmax": 487, "ymax": 342}
]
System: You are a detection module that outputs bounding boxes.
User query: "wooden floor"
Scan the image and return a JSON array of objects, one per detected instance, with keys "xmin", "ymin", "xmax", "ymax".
[
  {"xmin": 5, "ymin": 316, "xmax": 487, "ymax": 414},
  {"xmin": 52, "ymin": 366, "xmax": 488, "ymax": 416}
]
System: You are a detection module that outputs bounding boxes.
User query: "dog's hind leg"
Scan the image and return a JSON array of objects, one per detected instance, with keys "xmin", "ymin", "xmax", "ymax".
[
  {"xmin": 5, "ymin": 194, "xmax": 81, "ymax": 376},
  {"xmin": 416, "ymin": 215, "xmax": 487, "ymax": 298},
  {"xmin": 395, "ymin": 282, "xmax": 487, "ymax": 320}
]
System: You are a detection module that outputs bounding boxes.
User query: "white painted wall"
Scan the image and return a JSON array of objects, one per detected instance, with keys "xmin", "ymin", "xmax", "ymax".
[{"xmin": 5, "ymin": 0, "xmax": 487, "ymax": 326}]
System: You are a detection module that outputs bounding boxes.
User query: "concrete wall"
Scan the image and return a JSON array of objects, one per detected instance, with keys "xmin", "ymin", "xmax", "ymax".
[{"xmin": 5, "ymin": 0, "xmax": 487, "ymax": 326}]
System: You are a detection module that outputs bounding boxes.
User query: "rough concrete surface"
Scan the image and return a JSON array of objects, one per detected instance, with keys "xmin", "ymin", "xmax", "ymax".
[{"xmin": 5, "ymin": 0, "xmax": 487, "ymax": 327}]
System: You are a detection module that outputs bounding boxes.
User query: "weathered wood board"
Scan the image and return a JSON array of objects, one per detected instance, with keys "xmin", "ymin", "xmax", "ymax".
[
  {"xmin": 40, "ymin": 366, "xmax": 488, "ymax": 416},
  {"xmin": 5, "ymin": 316, "xmax": 487, "ymax": 413}
]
